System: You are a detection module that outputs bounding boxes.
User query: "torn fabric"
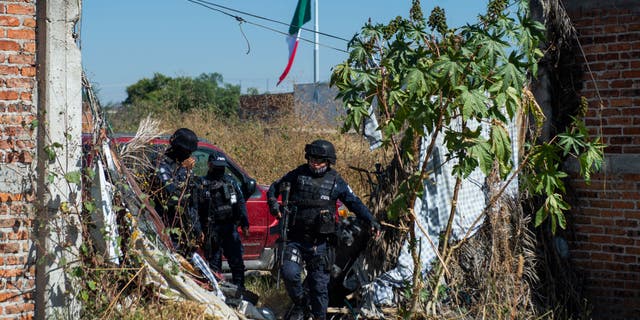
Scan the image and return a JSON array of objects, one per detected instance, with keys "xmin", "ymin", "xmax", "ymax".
[{"xmin": 359, "ymin": 116, "xmax": 521, "ymax": 314}]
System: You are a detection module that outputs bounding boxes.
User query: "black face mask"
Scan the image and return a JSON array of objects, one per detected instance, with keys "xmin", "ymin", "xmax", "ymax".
[
  {"xmin": 167, "ymin": 146, "xmax": 191, "ymax": 162},
  {"xmin": 208, "ymin": 166, "xmax": 225, "ymax": 179}
]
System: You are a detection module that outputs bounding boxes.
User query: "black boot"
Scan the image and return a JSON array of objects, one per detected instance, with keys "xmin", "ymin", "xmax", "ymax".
[{"xmin": 285, "ymin": 296, "xmax": 308, "ymax": 320}]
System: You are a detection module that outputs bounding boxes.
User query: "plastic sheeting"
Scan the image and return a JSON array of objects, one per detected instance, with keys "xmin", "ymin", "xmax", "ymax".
[{"xmin": 359, "ymin": 117, "xmax": 521, "ymax": 315}]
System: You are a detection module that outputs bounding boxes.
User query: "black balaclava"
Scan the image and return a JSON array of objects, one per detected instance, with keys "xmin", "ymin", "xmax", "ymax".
[
  {"xmin": 308, "ymin": 161, "xmax": 329, "ymax": 176},
  {"xmin": 208, "ymin": 166, "xmax": 225, "ymax": 179},
  {"xmin": 166, "ymin": 146, "xmax": 191, "ymax": 162}
]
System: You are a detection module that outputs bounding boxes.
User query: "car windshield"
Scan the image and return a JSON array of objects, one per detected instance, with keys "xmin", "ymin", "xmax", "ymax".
[{"xmin": 192, "ymin": 149, "xmax": 243, "ymax": 187}]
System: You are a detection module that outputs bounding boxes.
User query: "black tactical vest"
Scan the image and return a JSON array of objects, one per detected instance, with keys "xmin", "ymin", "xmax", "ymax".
[
  {"xmin": 289, "ymin": 170, "xmax": 338, "ymax": 242},
  {"xmin": 201, "ymin": 178, "xmax": 237, "ymax": 224}
]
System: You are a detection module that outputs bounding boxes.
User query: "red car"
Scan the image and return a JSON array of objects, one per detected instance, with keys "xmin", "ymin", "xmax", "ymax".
[{"xmin": 102, "ymin": 134, "xmax": 281, "ymax": 271}]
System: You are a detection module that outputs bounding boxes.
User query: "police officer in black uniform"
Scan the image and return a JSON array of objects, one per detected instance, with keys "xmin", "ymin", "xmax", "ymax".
[
  {"xmin": 267, "ymin": 139, "xmax": 381, "ymax": 320},
  {"xmin": 153, "ymin": 128, "xmax": 202, "ymax": 252},
  {"xmin": 196, "ymin": 154, "xmax": 250, "ymax": 290}
]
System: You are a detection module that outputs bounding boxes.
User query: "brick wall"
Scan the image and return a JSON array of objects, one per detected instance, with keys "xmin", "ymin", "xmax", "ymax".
[
  {"xmin": 0, "ymin": 0, "xmax": 36, "ymax": 319},
  {"xmin": 564, "ymin": 1, "xmax": 640, "ymax": 319}
]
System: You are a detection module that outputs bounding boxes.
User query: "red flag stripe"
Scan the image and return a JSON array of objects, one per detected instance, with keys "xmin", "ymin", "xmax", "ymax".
[{"xmin": 278, "ymin": 36, "xmax": 300, "ymax": 85}]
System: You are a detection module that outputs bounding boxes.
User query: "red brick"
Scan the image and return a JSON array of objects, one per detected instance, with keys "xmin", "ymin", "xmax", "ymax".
[
  {"xmin": 622, "ymin": 107, "xmax": 640, "ymax": 116},
  {"xmin": 0, "ymin": 268, "xmax": 24, "ymax": 277},
  {"xmin": 572, "ymin": 216, "xmax": 593, "ymax": 225},
  {"xmin": 609, "ymin": 136, "xmax": 634, "ymax": 145},
  {"xmin": 7, "ymin": 29, "xmax": 34, "ymax": 40},
  {"xmin": 574, "ymin": 242, "xmax": 602, "ymax": 252},
  {"xmin": 627, "ymin": 247, "xmax": 640, "ymax": 255},
  {"xmin": 20, "ymin": 66, "xmax": 34, "ymax": 77},
  {"xmin": 585, "ymin": 80, "xmax": 610, "ymax": 90},
  {"xmin": 606, "ymin": 61, "xmax": 629, "ymax": 70},
  {"xmin": 616, "ymin": 219, "xmax": 639, "ymax": 228},
  {"xmin": 0, "ymin": 90, "xmax": 19, "ymax": 100},
  {"xmin": 22, "ymin": 17, "xmax": 35, "ymax": 28},
  {"xmin": 5, "ymin": 78, "xmax": 33, "ymax": 89},
  {"xmin": 22, "ymin": 41, "xmax": 34, "ymax": 53},
  {"xmin": 610, "ymin": 79, "xmax": 634, "ymax": 89},
  {"xmin": 611, "ymin": 201, "xmax": 636, "ymax": 209},
  {"xmin": 0, "ymin": 39, "xmax": 19, "ymax": 51},
  {"xmin": 19, "ymin": 91, "xmax": 31, "ymax": 101},
  {"xmin": 621, "ymin": 70, "xmax": 640, "ymax": 78},
  {"xmin": 612, "ymin": 236, "xmax": 635, "ymax": 246},
  {"xmin": 575, "ymin": 225, "xmax": 604, "ymax": 234},
  {"xmin": 0, "ymin": 65, "xmax": 19, "ymax": 75},
  {"xmin": 590, "ymin": 200, "xmax": 613, "ymax": 209},
  {"xmin": 8, "ymin": 53, "xmax": 34, "ymax": 65},
  {"xmin": 622, "ymin": 145, "xmax": 640, "ymax": 153},
  {"xmin": 604, "ymin": 25, "xmax": 627, "ymax": 33},
  {"xmin": 589, "ymin": 234, "xmax": 613, "ymax": 243},
  {"xmin": 12, "ymin": 229, "xmax": 28, "ymax": 240},
  {"xmin": 605, "ymin": 227, "xmax": 629, "ymax": 236},
  {"xmin": 4, "ymin": 302, "xmax": 34, "ymax": 315},
  {"xmin": 583, "ymin": 43, "xmax": 607, "ymax": 54},
  {"xmin": 0, "ymin": 15, "xmax": 19, "ymax": 27},
  {"xmin": 591, "ymin": 252, "xmax": 613, "ymax": 261},
  {"xmin": 6, "ymin": 4, "xmax": 34, "ymax": 15},
  {"xmin": 624, "ymin": 211, "xmax": 640, "ymax": 220}
]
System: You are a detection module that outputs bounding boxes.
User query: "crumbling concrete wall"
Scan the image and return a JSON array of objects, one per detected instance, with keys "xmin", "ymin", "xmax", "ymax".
[{"xmin": 0, "ymin": 0, "xmax": 83, "ymax": 318}]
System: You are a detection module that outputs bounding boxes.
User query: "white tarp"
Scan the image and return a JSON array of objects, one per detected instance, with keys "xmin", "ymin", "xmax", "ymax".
[{"xmin": 359, "ymin": 116, "xmax": 521, "ymax": 316}]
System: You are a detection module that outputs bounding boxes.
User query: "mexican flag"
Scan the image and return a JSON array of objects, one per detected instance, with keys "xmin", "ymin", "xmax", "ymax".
[{"xmin": 277, "ymin": 0, "xmax": 311, "ymax": 86}]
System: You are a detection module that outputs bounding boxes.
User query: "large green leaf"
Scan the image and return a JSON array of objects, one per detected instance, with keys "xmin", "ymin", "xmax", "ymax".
[
  {"xmin": 64, "ymin": 171, "xmax": 82, "ymax": 185},
  {"xmin": 431, "ymin": 55, "xmax": 461, "ymax": 87},
  {"xmin": 459, "ymin": 87, "xmax": 489, "ymax": 120},
  {"xmin": 469, "ymin": 138, "xmax": 492, "ymax": 174},
  {"xmin": 490, "ymin": 122, "xmax": 512, "ymax": 176},
  {"xmin": 497, "ymin": 58, "xmax": 524, "ymax": 92},
  {"xmin": 405, "ymin": 67, "xmax": 428, "ymax": 96}
]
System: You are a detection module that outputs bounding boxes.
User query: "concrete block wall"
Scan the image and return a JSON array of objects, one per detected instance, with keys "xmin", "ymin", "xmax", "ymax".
[
  {"xmin": 564, "ymin": 1, "xmax": 640, "ymax": 319},
  {"xmin": 0, "ymin": 0, "xmax": 37, "ymax": 319}
]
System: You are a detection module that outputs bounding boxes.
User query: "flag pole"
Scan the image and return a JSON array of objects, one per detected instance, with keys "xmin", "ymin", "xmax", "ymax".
[{"xmin": 314, "ymin": 0, "xmax": 319, "ymax": 84}]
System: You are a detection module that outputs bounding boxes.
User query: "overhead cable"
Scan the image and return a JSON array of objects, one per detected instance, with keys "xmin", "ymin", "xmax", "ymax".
[
  {"xmin": 189, "ymin": 0, "xmax": 351, "ymax": 42},
  {"xmin": 185, "ymin": 0, "xmax": 349, "ymax": 53}
]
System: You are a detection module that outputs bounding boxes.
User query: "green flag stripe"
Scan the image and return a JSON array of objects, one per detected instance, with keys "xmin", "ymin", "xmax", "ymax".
[{"xmin": 288, "ymin": 0, "xmax": 311, "ymax": 35}]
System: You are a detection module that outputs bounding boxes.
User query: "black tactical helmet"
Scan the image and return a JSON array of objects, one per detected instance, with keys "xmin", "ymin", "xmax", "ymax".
[
  {"xmin": 305, "ymin": 139, "xmax": 336, "ymax": 164},
  {"xmin": 170, "ymin": 128, "xmax": 198, "ymax": 153},
  {"xmin": 208, "ymin": 154, "xmax": 227, "ymax": 167}
]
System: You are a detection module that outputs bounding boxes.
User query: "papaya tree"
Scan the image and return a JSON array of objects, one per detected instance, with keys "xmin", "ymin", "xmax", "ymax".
[{"xmin": 331, "ymin": 0, "xmax": 603, "ymax": 316}]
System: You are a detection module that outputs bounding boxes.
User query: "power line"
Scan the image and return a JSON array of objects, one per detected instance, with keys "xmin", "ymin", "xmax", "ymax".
[
  {"xmin": 185, "ymin": 0, "xmax": 350, "ymax": 53},
  {"xmin": 189, "ymin": 0, "xmax": 351, "ymax": 42}
]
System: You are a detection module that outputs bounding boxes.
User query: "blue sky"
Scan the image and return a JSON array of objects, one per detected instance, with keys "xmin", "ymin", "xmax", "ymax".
[{"xmin": 81, "ymin": 0, "xmax": 489, "ymax": 104}]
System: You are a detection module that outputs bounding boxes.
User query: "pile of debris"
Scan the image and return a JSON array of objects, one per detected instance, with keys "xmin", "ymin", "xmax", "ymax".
[{"xmin": 81, "ymin": 80, "xmax": 274, "ymax": 319}]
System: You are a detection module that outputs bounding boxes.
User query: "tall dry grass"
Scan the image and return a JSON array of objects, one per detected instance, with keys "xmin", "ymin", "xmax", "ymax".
[{"xmin": 109, "ymin": 106, "xmax": 390, "ymax": 199}]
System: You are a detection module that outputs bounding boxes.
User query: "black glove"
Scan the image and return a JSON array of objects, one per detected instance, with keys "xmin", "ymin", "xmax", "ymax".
[
  {"xmin": 268, "ymin": 199, "xmax": 280, "ymax": 217},
  {"xmin": 370, "ymin": 220, "xmax": 381, "ymax": 234}
]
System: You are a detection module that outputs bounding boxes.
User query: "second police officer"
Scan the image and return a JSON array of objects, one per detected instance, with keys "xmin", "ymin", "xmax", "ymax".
[
  {"xmin": 196, "ymin": 154, "xmax": 250, "ymax": 291},
  {"xmin": 267, "ymin": 139, "xmax": 381, "ymax": 320}
]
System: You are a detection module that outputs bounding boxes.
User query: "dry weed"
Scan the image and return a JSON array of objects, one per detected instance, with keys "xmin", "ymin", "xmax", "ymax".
[
  {"xmin": 119, "ymin": 299, "xmax": 218, "ymax": 320},
  {"xmin": 128, "ymin": 107, "xmax": 390, "ymax": 198}
]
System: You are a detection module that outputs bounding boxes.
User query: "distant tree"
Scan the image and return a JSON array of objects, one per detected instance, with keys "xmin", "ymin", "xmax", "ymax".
[
  {"xmin": 124, "ymin": 73, "xmax": 171, "ymax": 105},
  {"xmin": 246, "ymin": 87, "xmax": 259, "ymax": 95},
  {"xmin": 123, "ymin": 72, "xmax": 240, "ymax": 117}
]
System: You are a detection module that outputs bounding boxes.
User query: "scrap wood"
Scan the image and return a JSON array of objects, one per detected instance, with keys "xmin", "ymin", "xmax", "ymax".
[
  {"xmin": 82, "ymin": 76, "xmax": 246, "ymax": 318},
  {"xmin": 135, "ymin": 236, "xmax": 239, "ymax": 319}
]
